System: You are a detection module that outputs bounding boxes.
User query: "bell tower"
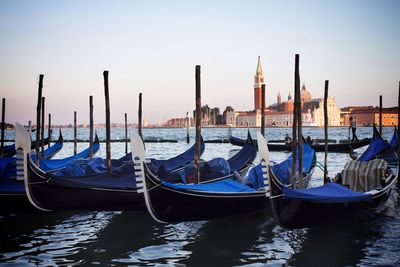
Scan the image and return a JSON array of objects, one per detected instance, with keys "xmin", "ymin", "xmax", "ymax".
[{"xmin": 254, "ymin": 56, "xmax": 264, "ymax": 111}]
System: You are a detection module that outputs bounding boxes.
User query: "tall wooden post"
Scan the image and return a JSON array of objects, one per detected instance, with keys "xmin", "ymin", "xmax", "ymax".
[
  {"xmin": 379, "ymin": 95, "xmax": 383, "ymax": 135},
  {"xmin": 291, "ymin": 55, "xmax": 299, "ymax": 189},
  {"xmin": 89, "ymin": 95, "xmax": 94, "ymax": 159},
  {"xmin": 194, "ymin": 65, "xmax": 202, "ymax": 184},
  {"xmin": 1, "ymin": 98, "xmax": 5, "ymax": 157},
  {"xmin": 48, "ymin": 113, "xmax": 51, "ymax": 148},
  {"xmin": 104, "ymin": 71, "xmax": 111, "ymax": 171},
  {"xmin": 74, "ymin": 111, "xmax": 77, "ymax": 155},
  {"xmin": 35, "ymin": 75, "xmax": 44, "ymax": 165},
  {"xmin": 261, "ymin": 84, "xmax": 265, "ymax": 137},
  {"xmin": 296, "ymin": 55, "xmax": 303, "ymax": 189},
  {"xmin": 323, "ymin": 80, "xmax": 329, "ymax": 184},
  {"xmin": 41, "ymin": 97, "xmax": 45, "ymax": 159},
  {"xmin": 186, "ymin": 112, "xmax": 190, "ymax": 144},
  {"xmin": 124, "ymin": 112, "xmax": 128, "ymax": 154},
  {"xmin": 138, "ymin": 93, "xmax": 143, "ymax": 139},
  {"xmin": 397, "ymin": 82, "xmax": 399, "ymax": 189}
]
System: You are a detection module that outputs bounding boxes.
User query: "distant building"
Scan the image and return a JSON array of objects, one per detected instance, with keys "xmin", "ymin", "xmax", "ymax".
[
  {"xmin": 254, "ymin": 56, "xmax": 264, "ymax": 111},
  {"xmin": 341, "ymin": 106, "xmax": 399, "ymax": 126},
  {"xmin": 164, "ymin": 117, "xmax": 191, "ymax": 127},
  {"xmin": 267, "ymin": 84, "xmax": 341, "ymax": 127}
]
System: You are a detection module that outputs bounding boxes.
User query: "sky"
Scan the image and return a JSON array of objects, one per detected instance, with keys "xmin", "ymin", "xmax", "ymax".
[{"xmin": 0, "ymin": 0, "xmax": 399, "ymax": 125}]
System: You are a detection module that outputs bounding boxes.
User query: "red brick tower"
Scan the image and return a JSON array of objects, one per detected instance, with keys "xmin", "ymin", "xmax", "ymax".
[{"xmin": 254, "ymin": 56, "xmax": 264, "ymax": 111}]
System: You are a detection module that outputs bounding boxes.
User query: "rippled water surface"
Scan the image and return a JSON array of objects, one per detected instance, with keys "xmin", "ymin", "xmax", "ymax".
[{"xmin": 1, "ymin": 127, "xmax": 399, "ymax": 266}]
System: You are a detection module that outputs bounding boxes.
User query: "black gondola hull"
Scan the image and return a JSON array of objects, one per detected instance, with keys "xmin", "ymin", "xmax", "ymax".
[{"xmin": 269, "ymin": 178, "xmax": 395, "ymax": 229}]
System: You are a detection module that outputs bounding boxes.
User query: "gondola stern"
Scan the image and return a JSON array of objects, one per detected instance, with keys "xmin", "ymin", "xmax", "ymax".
[
  {"xmin": 131, "ymin": 130, "xmax": 166, "ymax": 224},
  {"xmin": 15, "ymin": 123, "xmax": 51, "ymax": 211}
]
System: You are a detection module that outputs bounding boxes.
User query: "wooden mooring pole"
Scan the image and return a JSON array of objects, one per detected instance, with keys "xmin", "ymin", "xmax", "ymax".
[
  {"xmin": 104, "ymin": 71, "xmax": 112, "ymax": 171},
  {"xmin": 73, "ymin": 111, "xmax": 77, "ymax": 155},
  {"xmin": 295, "ymin": 54, "xmax": 303, "ymax": 189},
  {"xmin": 379, "ymin": 95, "xmax": 383, "ymax": 135},
  {"xmin": 291, "ymin": 55, "xmax": 299, "ymax": 189},
  {"xmin": 124, "ymin": 112, "xmax": 128, "ymax": 154},
  {"xmin": 186, "ymin": 112, "xmax": 190, "ymax": 144},
  {"xmin": 35, "ymin": 74, "xmax": 44, "ymax": 165},
  {"xmin": 48, "ymin": 113, "xmax": 51, "ymax": 148},
  {"xmin": 138, "ymin": 93, "xmax": 143, "ymax": 139},
  {"xmin": 397, "ymin": 82, "xmax": 400, "ymax": 190},
  {"xmin": 261, "ymin": 84, "xmax": 265, "ymax": 137},
  {"xmin": 324, "ymin": 80, "xmax": 329, "ymax": 184},
  {"xmin": 194, "ymin": 65, "xmax": 202, "ymax": 184},
  {"xmin": 1, "ymin": 98, "xmax": 5, "ymax": 157},
  {"xmin": 89, "ymin": 95, "xmax": 94, "ymax": 159},
  {"xmin": 41, "ymin": 97, "xmax": 45, "ymax": 159}
]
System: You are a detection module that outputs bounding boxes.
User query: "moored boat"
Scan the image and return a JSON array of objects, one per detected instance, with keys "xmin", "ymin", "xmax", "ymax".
[{"xmin": 266, "ymin": 126, "xmax": 398, "ymax": 229}]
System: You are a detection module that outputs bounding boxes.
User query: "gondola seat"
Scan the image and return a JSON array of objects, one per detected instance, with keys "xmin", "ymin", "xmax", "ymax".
[{"xmin": 341, "ymin": 159, "xmax": 388, "ymax": 192}]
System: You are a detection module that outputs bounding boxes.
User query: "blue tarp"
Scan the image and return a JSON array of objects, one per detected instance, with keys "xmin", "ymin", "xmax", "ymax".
[
  {"xmin": 358, "ymin": 135, "xmax": 390, "ymax": 162},
  {"xmin": 0, "ymin": 179, "xmax": 25, "ymax": 194},
  {"xmin": 51, "ymin": 157, "xmax": 108, "ymax": 176},
  {"xmin": 282, "ymin": 182, "xmax": 373, "ymax": 203},
  {"xmin": 390, "ymin": 130, "xmax": 398, "ymax": 150},
  {"xmin": 149, "ymin": 138, "xmax": 205, "ymax": 173},
  {"xmin": 270, "ymin": 143, "xmax": 315, "ymax": 184},
  {"xmin": 40, "ymin": 142, "xmax": 100, "ymax": 171},
  {"xmin": 162, "ymin": 178, "xmax": 256, "ymax": 192},
  {"xmin": 227, "ymin": 132, "xmax": 257, "ymax": 172}
]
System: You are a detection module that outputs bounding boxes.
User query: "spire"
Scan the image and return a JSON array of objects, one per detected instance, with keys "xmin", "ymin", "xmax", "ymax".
[
  {"xmin": 256, "ymin": 56, "xmax": 263, "ymax": 75},
  {"xmin": 288, "ymin": 92, "xmax": 292, "ymax": 100},
  {"xmin": 301, "ymin": 83, "xmax": 306, "ymax": 91}
]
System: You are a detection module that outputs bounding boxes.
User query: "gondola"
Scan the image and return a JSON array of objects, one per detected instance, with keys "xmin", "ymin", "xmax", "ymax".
[
  {"xmin": 266, "ymin": 126, "xmax": 398, "ymax": 229},
  {"xmin": 229, "ymin": 130, "xmax": 371, "ymax": 153},
  {"xmin": 18, "ymin": 124, "xmax": 205, "ymax": 211},
  {"xmin": 133, "ymin": 131, "xmax": 316, "ymax": 223},
  {"xmin": 0, "ymin": 130, "xmax": 64, "ymax": 211}
]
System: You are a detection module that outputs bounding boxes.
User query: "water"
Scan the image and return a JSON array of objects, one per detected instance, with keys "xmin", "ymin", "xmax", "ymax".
[{"xmin": 1, "ymin": 127, "xmax": 400, "ymax": 266}]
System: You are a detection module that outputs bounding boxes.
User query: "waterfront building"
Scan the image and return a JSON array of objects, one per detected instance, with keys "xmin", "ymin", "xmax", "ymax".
[{"xmin": 341, "ymin": 106, "xmax": 398, "ymax": 126}]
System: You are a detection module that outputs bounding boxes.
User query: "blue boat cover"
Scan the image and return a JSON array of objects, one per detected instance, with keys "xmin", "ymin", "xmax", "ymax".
[
  {"xmin": 177, "ymin": 158, "xmax": 231, "ymax": 183},
  {"xmin": 269, "ymin": 143, "xmax": 315, "ymax": 184},
  {"xmin": 40, "ymin": 141, "xmax": 100, "ymax": 171},
  {"xmin": 227, "ymin": 134, "xmax": 257, "ymax": 172},
  {"xmin": 162, "ymin": 178, "xmax": 256, "ymax": 192},
  {"xmin": 149, "ymin": 139, "xmax": 205, "ymax": 173},
  {"xmin": 48, "ymin": 171, "xmax": 136, "ymax": 190},
  {"xmin": 358, "ymin": 136, "xmax": 389, "ymax": 162},
  {"xmin": 51, "ymin": 157, "xmax": 108, "ymax": 176},
  {"xmin": 0, "ymin": 178, "xmax": 25, "ymax": 194},
  {"xmin": 390, "ymin": 130, "xmax": 398, "ymax": 150},
  {"xmin": 282, "ymin": 182, "xmax": 373, "ymax": 203}
]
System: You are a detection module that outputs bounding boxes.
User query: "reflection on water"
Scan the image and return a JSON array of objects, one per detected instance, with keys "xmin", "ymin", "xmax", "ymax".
[
  {"xmin": 1, "ymin": 127, "xmax": 399, "ymax": 266},
  {"xmin": 0, "ymin": 211, "xmax": 118, "ymax": 265}
]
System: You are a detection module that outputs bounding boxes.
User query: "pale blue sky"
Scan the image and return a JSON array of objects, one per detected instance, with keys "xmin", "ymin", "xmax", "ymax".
[{"xmin": 0, "ymin": 0, "xmax": 399, "ymax": 125}]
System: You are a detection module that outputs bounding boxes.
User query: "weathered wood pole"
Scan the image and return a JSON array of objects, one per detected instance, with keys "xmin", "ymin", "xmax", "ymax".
[
  {"xmin": 89, "ymin": 95, "xmax": 94, "ymax": 159},
  {"xmin": 397, "ymin": 82, "xmax": 400, "ymax": 189},
  {"xmin": 48, "ymin": 113, "xmax": 51, "ymax": 148},
  {"xmin": 35, "ymin": 75, "xmax": 44, "ymax": 165},
  {"xmin": 379, "ymin": 95, "xmax": 383, "ymax": 135},
  {"xmin": 73, "ymin": 111, "xmax": 77, "ymax": 155},
  {"xmin": 261, "ymin": 84, "xmax": 265, "ymax": 137},
  {"xmin": 291, "ymin": 55, "xmax": 299, "ymax": 189},
  {"xmin": 104, "ymin": 71, "xmax": 112, "ymax": 171},
  {"xmin": 186, "ymin": 112, "xmax": 190, "ymax": 144},
  {"xmin": 138, "ymin": 93, "xmax": 143, "ymax": 139},
  {"xmin": 323, "ymin": 80, "xmax": 329, "ymax": 184},
  {"xmin": 194, "ymin": 65, "xmax": 202, "ymax": 184},
  {"xmin": 296, "ymin": 55, "xmax": 303, "ymax": 189},
  {"xmin": 1, "ymin": 98, "xmax": 5, "ymax": 156},
  {"xmin": 124, "ymin": 112, "xmax": 128, "ymax": 154},
  {"xmin": 41, "ymin": 97, "xmax": 45, "ymax": 159}
]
